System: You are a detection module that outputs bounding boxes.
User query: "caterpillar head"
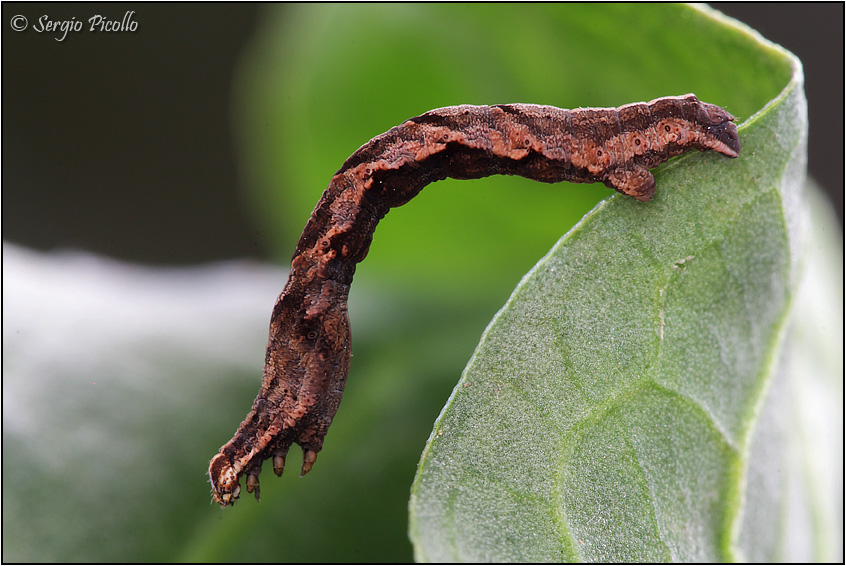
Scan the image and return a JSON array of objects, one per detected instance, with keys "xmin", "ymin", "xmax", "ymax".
[{"xmin": 209, "ymin": 453, "xmax": 241, "ymax": 507}]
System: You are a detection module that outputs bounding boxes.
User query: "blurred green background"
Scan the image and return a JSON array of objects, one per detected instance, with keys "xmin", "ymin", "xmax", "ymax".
[{"xmin": 2, "ymin": 3, "xmax": 842, "ymax": 563}]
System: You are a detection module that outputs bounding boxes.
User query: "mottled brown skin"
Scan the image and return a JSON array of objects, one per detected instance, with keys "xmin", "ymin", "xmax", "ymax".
[{"xmin": 209, "ymin": 94, "xmax": 740, "ymax": 506}]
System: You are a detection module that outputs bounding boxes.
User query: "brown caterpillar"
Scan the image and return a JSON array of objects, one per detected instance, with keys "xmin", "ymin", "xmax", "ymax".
[{"xmin": 209, "ymin": 94, "xmax": 740, "ymax": 506}]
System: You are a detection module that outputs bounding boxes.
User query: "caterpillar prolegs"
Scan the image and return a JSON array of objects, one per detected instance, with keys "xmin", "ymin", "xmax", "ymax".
[{"xmin": 209, "ymin": 94, "xmax": 740, "ymax": 506}]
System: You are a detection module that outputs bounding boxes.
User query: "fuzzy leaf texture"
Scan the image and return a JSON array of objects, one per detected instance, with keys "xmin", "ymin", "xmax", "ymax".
[{"xmin": 409, "ymin": 6, "xmax": 838, "ymax": 564}]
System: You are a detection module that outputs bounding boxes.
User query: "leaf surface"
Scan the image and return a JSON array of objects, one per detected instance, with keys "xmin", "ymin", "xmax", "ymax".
[{"xmin": 409, "ymin": 6, "xmax": 814, "ymax": 562}]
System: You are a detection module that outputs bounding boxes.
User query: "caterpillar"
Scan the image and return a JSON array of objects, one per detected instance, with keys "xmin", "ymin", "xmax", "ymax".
[{"xmin": 209, "ymin": 94, "xmax": 740, "ymax": 506}]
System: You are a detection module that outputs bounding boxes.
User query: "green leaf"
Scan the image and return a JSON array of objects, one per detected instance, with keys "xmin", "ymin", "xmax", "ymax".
[
  {"xmin": 737, "ymin": 182, "xmax": 844, "ymax": 562},
  {"xmin": 409, "ymin": 7, "xmax": 822, "ymax": 563}
]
